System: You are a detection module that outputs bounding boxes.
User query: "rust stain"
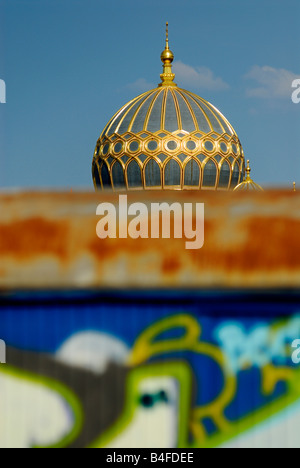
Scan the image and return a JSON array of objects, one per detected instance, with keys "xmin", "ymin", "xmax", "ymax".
[
  {"xmin": 161, "ymin": 256, "xmax": 182, "ymax": 274},
  {"xmin": 186, "ymin": 216, "xmax": 300, "ymax": 272},
  {"xmin": 0, "ymin": 217, "xmax": 69, "ymax": 260}
]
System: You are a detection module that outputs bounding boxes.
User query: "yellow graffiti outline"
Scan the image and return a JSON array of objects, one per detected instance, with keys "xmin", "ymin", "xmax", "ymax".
[
  {"xmin": 0, "ymin": 364, "xmax": 84, "ymax": 448},
  {"xmin": 128, "ymin": 314, "xmax": 236, "ymax": 441},
  {"xmin": 89, "ymin": 362, "xmax": 193, "ymax": 448},
  {"xmin": 260, "ymin": 316, "xmax": 300, "ymax": 395}
]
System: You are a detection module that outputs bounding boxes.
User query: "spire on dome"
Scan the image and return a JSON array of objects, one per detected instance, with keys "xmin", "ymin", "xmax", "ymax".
[
  {"xmin": 234, "ymin": 160, "xmax": 263, "ymax": 191},
  {"xmin": 159, "ymin": 22, "xmax": 177, "ymax": 87}
]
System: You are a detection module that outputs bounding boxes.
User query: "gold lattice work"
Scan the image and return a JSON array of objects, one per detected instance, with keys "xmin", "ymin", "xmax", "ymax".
[{"xmin": 93, "ymin": 129, "xmax": 245, "ymax": 190}]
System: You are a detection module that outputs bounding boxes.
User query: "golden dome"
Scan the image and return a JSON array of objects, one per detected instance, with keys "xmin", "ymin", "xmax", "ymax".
[
  {"xmin": 234, "ymin": 160, "xmax": 263, "ymax": 191},
  {"xmin": 92, "ymin": 24, "xmax": 245, "ymax": 191}
]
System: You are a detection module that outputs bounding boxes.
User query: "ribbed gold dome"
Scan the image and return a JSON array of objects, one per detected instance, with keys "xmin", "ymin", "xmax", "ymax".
[{"xmin": 92, "ymin": 24, "xmax": 245, "ymax": 191}]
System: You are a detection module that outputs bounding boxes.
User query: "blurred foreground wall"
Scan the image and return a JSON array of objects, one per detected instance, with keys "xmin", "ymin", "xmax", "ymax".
[{"xmin": 0, "ymin": 190, "xmax": 300, "ymax": 448}]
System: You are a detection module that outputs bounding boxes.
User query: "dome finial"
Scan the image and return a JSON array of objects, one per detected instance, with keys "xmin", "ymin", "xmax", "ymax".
[
  {"xmin": 159, "ymin": 22, "xmax": 177, "ymax": 87},
  {"xmin": 166, "ymin": 21, "xmax": 169, "ymax": 49},
  {"xmin": 245, "ymin": 159, "xmax": 251, "ymax": 180},
  {"xmin": 293, "ymin": 181, "xmax": 296, "ymax": 192},
  {"xmin": 234, "ymin": 158, "xmax": 263, "ymax": 191}
]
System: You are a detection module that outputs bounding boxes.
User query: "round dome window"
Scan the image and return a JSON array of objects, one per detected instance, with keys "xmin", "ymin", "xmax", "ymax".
[
  {"xmin": 220, "ymin": 142, "xmax": 228, "ymax": 153},
  {"xmin": 185, "ymin": 140, "xmax": 197, "ymax": 151},
  {"xmin": 166, "ymin": 140, "xmax": 178, "ymax": 151},
  {"xmin": 204, "ymin": 141, "xmax": 214, "ymax": 152},
  {"xmin": 114, "ymin": 142, "xmax": 123, "ymax": 154},
  {"xmin": 129, "ymin": 141, "xmax": 140, "ymax": 153},
  {"xmin": 102, "ymin": 143, "xmax": 109, "ymax": 156},
  {"xmin": 147, "ymin": 140, "xmax": 158, "ymax": 152}
]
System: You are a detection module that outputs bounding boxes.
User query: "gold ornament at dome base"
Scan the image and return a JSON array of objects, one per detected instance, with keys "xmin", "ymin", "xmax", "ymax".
[
  {"xmin": 159, "ymin": 73, "xmax": 176, "ymax": 87},
  {"xmin": 234, "ymin": 160, "xmax": 263, "ymax": 191}
]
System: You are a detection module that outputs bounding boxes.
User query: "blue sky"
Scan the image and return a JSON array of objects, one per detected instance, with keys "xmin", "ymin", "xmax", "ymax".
[{"xmin": 0, "ymin": 0, "xmax": 299, "ymax": 189}]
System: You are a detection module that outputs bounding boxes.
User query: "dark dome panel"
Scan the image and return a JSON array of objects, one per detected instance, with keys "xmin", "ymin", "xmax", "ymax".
[
  {"xmin": 164, "ymin": 90, "xmax": 179, "ymax": 132},
  {"xmin": 164, "ymin": 158, "xmax": 181, "ymax": 186},
  {"xmin": 202, "ymin": 160, "xmax": 217, "ymax": 188},
  {"xmin": 127, "ymin": 160, "xmax": 143, "ymax": 188},
  {"xmin": 145, "ymin": 159, "xmax": 162, "ymax": 187},
  {"xmin": 146, "ymin": 91, "xmax": 165, "ymax": 133},
  {"xmin": 184, "ymin": 159, "xmax": 200, "ymax": 187},
  {"xmin": 131, "ymin": 94, "xmax": 157, "ymax": 134},
  {"xmin": 175, "ymin": 92, "xmax": 196, "ymax": 133},
  {"xmin": 117, "ymin": 97, "xmax": 149, "ymax": 135},
  {"xmin": 112, "ymin": 162, "xmax": 126, "ymax": 189},
  {"xmin": 183, "ymin": 94, "xmax": 212, "ymax": 133}
]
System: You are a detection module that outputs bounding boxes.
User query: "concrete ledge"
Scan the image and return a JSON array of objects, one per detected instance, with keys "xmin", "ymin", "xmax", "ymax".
[{"xmin": 0, "ymin": 190, "xmax": 299, "ymax": 290}]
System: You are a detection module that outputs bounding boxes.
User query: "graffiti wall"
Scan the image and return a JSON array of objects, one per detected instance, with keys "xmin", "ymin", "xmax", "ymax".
[{"xmin": 1, "ymin": 291, "xmax": 300, "ymax": 448}]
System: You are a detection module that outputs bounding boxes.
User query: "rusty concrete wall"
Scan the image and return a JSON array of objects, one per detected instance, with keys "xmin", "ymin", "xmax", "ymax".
[{"xmin": 0, "ymin": 190, "xmax": 299, "ymax": 289}]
